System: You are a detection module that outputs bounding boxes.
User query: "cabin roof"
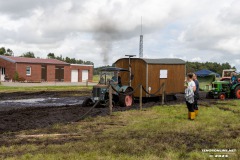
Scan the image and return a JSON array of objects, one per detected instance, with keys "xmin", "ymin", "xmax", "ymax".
[
  {"xmin": 141, "ymin": 58, "xmax": 185, "ymax": 64},
  {"xmin": 115, "ymin": 58, "xmax": 185, "ymax": 65}
]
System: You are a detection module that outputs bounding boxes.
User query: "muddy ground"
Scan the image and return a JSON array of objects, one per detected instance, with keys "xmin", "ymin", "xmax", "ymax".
[{"xmin": 0, "ymin": 91, "xmax": 218, "ymax": 134}]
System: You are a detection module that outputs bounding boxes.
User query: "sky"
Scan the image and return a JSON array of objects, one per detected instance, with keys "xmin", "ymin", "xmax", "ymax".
[{"xmin": 0, "ymin": 0, "xmax": 240, "ymax": 69}]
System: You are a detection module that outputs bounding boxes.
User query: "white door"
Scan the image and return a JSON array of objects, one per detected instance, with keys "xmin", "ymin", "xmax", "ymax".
[
  {"xmin": 82, "ymin": 70, "xmax": 88, "ymax": 82},
  {"xmin": 71, "ymin": 70, "xmax": 78, "ymax": 82},
  {"xmin": 0, "ymin": 67, "xmax": 5, "ymax": 81}
]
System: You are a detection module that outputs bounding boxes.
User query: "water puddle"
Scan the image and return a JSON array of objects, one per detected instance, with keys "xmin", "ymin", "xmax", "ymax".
[{"xmin": 0, "ymin": 97, "xmax": 84, "ymax": 111}]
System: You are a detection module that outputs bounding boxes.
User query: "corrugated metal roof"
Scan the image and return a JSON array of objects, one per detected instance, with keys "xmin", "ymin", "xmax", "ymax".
[
  {"xmin": 141, "ymin": 58, "xmax": 185, "ymax": 64},
  {"xmin": 0, "ymin": 55, "xmax": 69, "ymax": 65}
]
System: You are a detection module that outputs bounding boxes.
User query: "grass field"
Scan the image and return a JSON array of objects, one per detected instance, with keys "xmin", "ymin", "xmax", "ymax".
[
  {"xmin": 0, "ymin": 100, "xmax": 239, "ymax": 160},
  {"xmin": 0, "ymin": 85, "xmax": 92, "ymax": 93},
  {"xmin": 93, "ymin": 75, "xmax": 99, "ymax": 83}
]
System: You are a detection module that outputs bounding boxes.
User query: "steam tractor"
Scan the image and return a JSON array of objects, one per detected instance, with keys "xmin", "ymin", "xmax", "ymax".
[{"xmin": 82, "ymin": 67, "xmax": 134, "ymax": 107}]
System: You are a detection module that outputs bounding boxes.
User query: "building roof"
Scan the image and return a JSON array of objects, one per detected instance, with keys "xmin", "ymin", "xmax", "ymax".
[
  {"xmin": 0, "ymin": 55, "xmax": 69, "ymax": 65},
  {"xmin": 115, "ymin": 58, "xmax": 185, "ymax": 64}
]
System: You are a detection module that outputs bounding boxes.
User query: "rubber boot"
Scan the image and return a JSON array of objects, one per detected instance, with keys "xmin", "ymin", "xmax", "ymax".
[
  {"xmin": 188, "ymin": 112, "xmax": 191, "ymax": 119},
  {"xmin": 195, "ymin": 109, "xmax": 198, "ymax": 116},
  {"xmin": 190, "ymin": 112, "xmax": 195, "ymax": 120}
]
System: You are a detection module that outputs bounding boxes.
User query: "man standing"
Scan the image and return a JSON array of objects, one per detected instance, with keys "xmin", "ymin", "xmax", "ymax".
[
  {"xmin": 185, "ymin": 73, "xmax": 196, "ymax": 120},
  {"xmin": 230, "ymin": 72, "xmax": 237, "ymax": 85},
  {"xmin": 193, "ymin": 73, "xmax": 199, "ymax": 116}
]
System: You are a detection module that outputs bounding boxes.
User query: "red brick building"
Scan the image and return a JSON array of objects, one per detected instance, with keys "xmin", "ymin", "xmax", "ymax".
[{"xmin": 0, "ymin": 55, "xmax": 93, "ymax": 82}]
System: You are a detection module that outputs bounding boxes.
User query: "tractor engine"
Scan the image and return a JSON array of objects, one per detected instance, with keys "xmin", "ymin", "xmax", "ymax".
[{"xmin": 92, "ymin": 85, "xmax": 108, "ymax": 102}]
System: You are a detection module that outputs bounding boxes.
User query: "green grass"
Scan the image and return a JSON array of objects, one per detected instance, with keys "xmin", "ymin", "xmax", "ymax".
[
  {"xmin": 0, "ymin": 85, "xmax": 92, "ymax": 93},
  {"xmin": 0, "ymin": 101, "xmax": 240, "ymax": 160},
  {"xmin": 93, "ymin": 75, "xmax": 99, "ymax": 83}
]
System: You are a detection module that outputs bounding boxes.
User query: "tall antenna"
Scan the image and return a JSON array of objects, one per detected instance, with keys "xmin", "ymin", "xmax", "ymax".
[{"xmin": 139, "ymin": 17, "xmax": 143, "ymax": 58}]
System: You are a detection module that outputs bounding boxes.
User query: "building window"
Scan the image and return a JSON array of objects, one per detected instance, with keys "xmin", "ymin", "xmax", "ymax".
[{"xmin": 26, "ymin": 66, "xmax": 31, "ymax": 76}]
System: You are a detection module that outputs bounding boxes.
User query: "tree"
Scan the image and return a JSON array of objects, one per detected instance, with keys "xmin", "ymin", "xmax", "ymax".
[
  {"xmin": 0, "ymin": 47, "xmax": 6, "ymax": 55},
  {"xmin": 186, "ymin": 61, "xmax": 236, "ymax": 76},
  {"xmin": 44, "ymin": 52, "xmax": 94, "ymax": 65},
  {"xmin": 21, "ymin": 52, "xmax": 35, "ymax": 58},
  {"xmin": 47, "ymin": 53, "xmax": 55, "ymax": 59},
  {"xmin": 5, "ymin": 48, "xmax": 13, "ymax": 56},
  {"xmin": 0, "ymin": 47, "xmax": 14, "ymax": 56}
]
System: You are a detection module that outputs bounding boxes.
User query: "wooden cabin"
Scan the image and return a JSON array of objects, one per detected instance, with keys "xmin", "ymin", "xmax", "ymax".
[{"xmin": 115, "ymin": 58, "xmax": 186, "ymax": 97}]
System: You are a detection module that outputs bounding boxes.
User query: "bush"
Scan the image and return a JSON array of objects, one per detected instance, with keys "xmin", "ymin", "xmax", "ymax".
[
  {"xmin": 18, "ymin": 77, "xmax": 25, "ymax": 82},
  {"xmin": 13, "ymin": 71, "xmax": 19, "ymax": 81}
]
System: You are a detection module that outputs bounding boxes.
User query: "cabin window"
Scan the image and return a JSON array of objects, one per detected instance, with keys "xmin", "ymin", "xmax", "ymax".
[
  {"xmin": 160, "ymin": 70, "xmax": 168, "ymax": 78},
  {"xmin": 26, "ymin": 66, "xmax": 31, "ymax": 76}
]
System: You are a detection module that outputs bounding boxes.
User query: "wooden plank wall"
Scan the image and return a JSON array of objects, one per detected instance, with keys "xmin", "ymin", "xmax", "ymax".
[
  {"xmin": 148, "ymin": 64, "xmax": 185, "ymax": 95},
  {"xmin": 115, "ymin": 59, "xmax": 147, "ymax": 97}
]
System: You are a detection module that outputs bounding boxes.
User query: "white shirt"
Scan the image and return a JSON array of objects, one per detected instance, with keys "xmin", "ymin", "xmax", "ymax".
[
  {"xmin": 188, "ymin": 80, "xmax": 196, "ymax": 90},
  {"xmin": 185, "ymin": 80, "xmax": 196, "ymax": 103}
]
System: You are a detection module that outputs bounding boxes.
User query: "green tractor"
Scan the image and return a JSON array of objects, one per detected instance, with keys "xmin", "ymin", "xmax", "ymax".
[
  {"xmin": 82, "ymin": 67, "xmax": 134, "ymax": 107},
  {"xmin": 206, "ymin": 81, "xmax": 240, "ymax": 100}
]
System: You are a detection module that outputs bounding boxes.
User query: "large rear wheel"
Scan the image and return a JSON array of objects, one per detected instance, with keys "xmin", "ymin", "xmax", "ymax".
[
  {"xmin": 235, "ymin": 86, "xmax": 240, "ymax": 99},
  {"xmin": 119, "ymin": 88, "xmax": 134, "ymax": 107}
]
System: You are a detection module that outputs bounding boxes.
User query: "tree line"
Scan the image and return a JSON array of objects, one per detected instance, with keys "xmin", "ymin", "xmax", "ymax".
[
  {"xmin": 0, "ymin": 47, "xmax": 94, "ymax": 65},
  {"xmin": 47, "ymin": 53, "xmax": 94, "ymax": 65},
  {"xmin": 186, "ymin": 61, "xmax": 235, "ymax": 76}
]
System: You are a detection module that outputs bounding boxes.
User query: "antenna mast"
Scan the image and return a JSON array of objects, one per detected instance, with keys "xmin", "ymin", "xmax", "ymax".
[{"xmin": 139, "ymin": 17, "xmax": 143, "ymax": 58}]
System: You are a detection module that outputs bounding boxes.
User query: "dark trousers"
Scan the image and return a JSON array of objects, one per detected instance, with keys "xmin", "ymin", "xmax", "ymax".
[
  {"xmin": 194, "ymin": 97, "xmax": 198, "ymax": 110},
  {"xmin": 186, "ymin": 101, "xmax": 194, "ymax": 112},
  {"xmin": 194, "ymin": 93, "xmax": 199, "ymax": 110}
]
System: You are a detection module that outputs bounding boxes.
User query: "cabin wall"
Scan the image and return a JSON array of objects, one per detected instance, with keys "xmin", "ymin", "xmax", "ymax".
[
  {"xmin": 148, "ymin": 64, "xmax": 185, "ymax": 95},
  {"xmin": 115, "ymin": 59, "xmax": 147, "ymax": 97},
  {"xmin": 115, "ymin": 59, "xmax": 185, "ymax": 97}
]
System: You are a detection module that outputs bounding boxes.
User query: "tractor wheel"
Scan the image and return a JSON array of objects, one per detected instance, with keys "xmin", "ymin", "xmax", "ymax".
[
  {"xmin": 219, "ymin": 93, "xmax": 226, "ymax": 100},
  {"xmin": 235, "ymin": 86, "xmax": 240, "ymax": 99},
  {"xmin": 119, "ymin": 88, "xmax": 134, "ymax": 107},
  {"xmin": 119, "ymin": 94, "xmax": 133, "ymax": 107},
  {"xmin": 82, "ymin": 98, "xmax": 93, "ymax": 107}
]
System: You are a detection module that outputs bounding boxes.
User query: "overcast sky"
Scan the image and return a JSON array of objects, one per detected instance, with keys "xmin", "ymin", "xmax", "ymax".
[{"xmin": 0, "ymin": 0, "xmax": 240, "ymax": 69}]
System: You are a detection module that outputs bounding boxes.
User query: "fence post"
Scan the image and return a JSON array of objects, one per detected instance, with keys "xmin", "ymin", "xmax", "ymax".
[
  {"xmin": 86, "ymin": 79, "xmax": 88, "ymax": 87},
  {"xmin": 140, "ymin": 85, "xmax": 142, "ymax": 110},
  {"xmin": 161, "ymin": 83, "xmax": 165, "ymax": 105},
  {"xmin": 109, "ymin": 85, "xmax": 113, "ymax": 115}
]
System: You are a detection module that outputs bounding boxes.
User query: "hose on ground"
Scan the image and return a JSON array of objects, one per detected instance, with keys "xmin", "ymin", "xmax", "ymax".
[{"xmin": 77, "ymin": 100, "xmax": 100, "ymax": 121}]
